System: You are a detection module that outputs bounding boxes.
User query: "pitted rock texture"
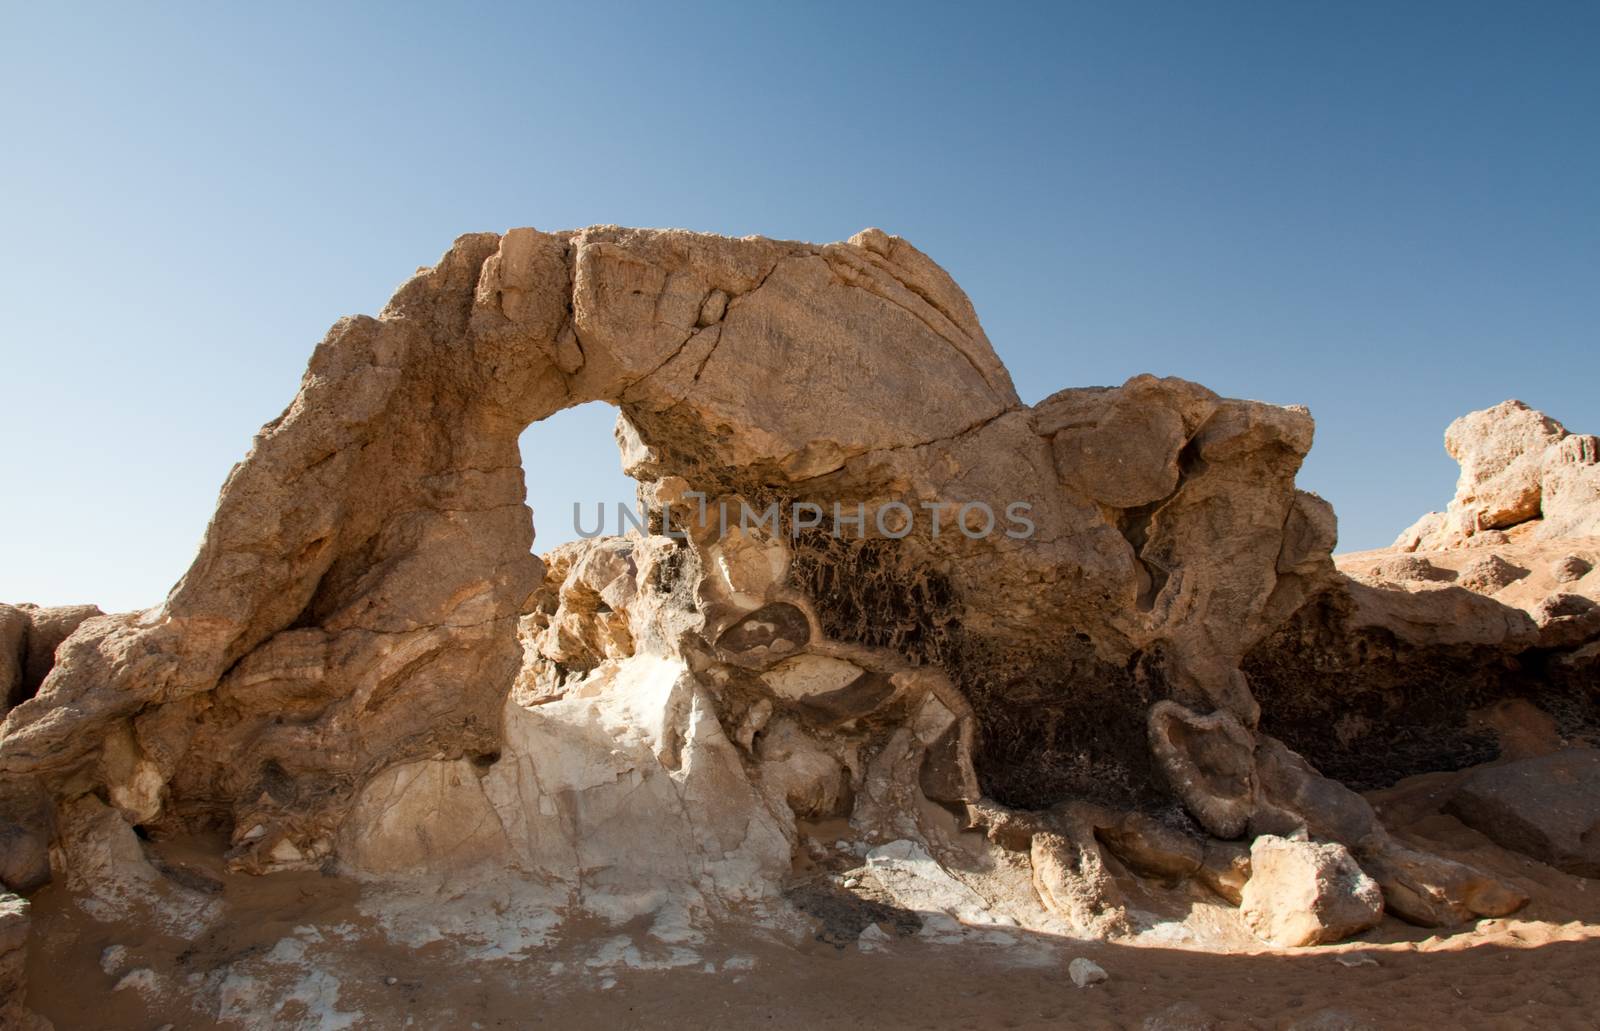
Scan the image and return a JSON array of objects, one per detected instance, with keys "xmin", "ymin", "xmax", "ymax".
[
  {"xmin": 1445, "ymin": 749, "xmax": 1600, "ymax": 878},
  {"xmin": 0, "ymin": 602, "xmax": 103, "ymax": 718},
  {"xmin": 1238, "ymin": 836, "xmax": 1383, "ymax": 947},
  {"xmin": 1396, "ymin": 399, "xmax": 1600, "ymax": 549},
  {"xmin": 1245, "ymin": 400, "xmax": 1599, "ymax": 795},
  {"xmin": 0, "ymin": 225, "xmax": 1594, "ymax": 1001},
  {"xmin": 0, "ymin": 226, "xmax": 1335, "ymax": 875}
]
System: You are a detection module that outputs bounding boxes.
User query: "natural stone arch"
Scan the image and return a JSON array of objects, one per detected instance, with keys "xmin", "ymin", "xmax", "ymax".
[{"xmin": 0, "ymin": 224, "xmax": 1331, "ymax": 874}]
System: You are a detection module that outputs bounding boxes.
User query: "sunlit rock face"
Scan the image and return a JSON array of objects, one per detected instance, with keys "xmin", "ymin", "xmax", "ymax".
[
  {"xmin": 2, "ymin": 223, "xmax": 1596, "ymax": 1009},
  {"xmin": 1246, "ymin": 398, "xmax": 1600, "ymax": 790}
]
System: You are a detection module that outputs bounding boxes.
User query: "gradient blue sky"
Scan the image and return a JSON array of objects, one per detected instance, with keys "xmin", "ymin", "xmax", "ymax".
[{"xmin": 3, "ymin": 2, "xmax": 1596, "ymax": 611}]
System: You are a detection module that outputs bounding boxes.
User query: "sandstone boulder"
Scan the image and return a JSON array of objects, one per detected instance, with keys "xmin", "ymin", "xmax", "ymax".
[
  {"xmin": 1455, "ymin": 553, "xmax": 1528, "ymax": 594},
  {"xmin": 1370, "ymin": 556, "xmax": 1454, "ymax": 584},
  {"xmin": 1151, "ymin": 699, "xmax": 1523, "ymax": 926},
  {"xmin": 1357, "ymin": 840, "xmax": 1527, "ymax": 926},
  {"xmin": 1553, "ymin": 554, "xmax": 1593, "ymax": 583},
  {"xmin": 19, "ymin": 604, "xmax": 102, "ymax": 698},
  {"xmin": 1094, "ymin": 811, "xmax": 1204, "ymax": 883},
  {"xmin": 0, "ymin": 603, "xmax": 102, "ymax": 718},
  {"xmin": 1540, "ymin": 433, "xmax": 1600, "ymax": 539},
  {"xmin": 0, "ymin": 891, "xmax": 28, "ymax": 995},
  {"xmin": 0, "ymin": 813, "xmax": 51, "ymax": 894},
  {"xmin": 1445, "ymin": 749, "xmax": 1600, "ymax": 877},
  {"xmin": 1238, "ymin": 836, "xmax": 1383, "ymax": 947},
  {"xmin": 1396, "ymin": 400, "xmax": 1600, "ymax": 549},
  {"xmin": 0, "ymin": 226, "xmax": 1354, "ymax": 891},
  {"xmin": 1444, "ymin": 400, "xmax": 1565, "ymax": 532}
]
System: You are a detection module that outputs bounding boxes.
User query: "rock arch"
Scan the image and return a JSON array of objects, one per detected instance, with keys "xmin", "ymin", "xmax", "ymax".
[{"xmin": 0, "ymin": 225, "xmax": 1332, "ymax": 879}]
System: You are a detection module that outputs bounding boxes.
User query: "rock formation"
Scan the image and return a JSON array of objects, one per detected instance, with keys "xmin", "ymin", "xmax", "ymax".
[
  {"xmin": 1395, "ymin": 399, "xmax": 1600, "ymax": 548},
  {"xmin": 1, "ymin": 891, "xmax": 48, "ymax": 1029},
  {"xmin": 1, "ymin": 227, "xmax": 1596, "ymax": 1023},
  {"xmin": 1237, "ymin": 836, "xmax": 1383, "ymax": 947},
  {"xmin": 1248, "ymin": 398, "xmax": 1599, "ymax": 791}
]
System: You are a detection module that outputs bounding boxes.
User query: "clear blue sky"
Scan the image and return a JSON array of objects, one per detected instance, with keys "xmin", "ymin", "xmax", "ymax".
[{"xmin": 3, "ymin": 2, "xmax": 1596, "ymax": 611}]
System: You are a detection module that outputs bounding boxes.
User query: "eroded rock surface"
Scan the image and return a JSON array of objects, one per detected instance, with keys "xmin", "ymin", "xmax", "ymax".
[
  {"xmin": 2, "ymin": 227, "xmax": 1598, "ymax": 1025},
  {"xmin": 1247, "ymin": 401, "xmax": 1599, "ymax": 794},
  {"xmin": 1, "ymin": 891, "xmax": 49, "ymax": 1029},
  {"xmin": 1445, "ymin": 749, "xmax": 1600, "ymax": 878},
  {"xmin": 1238, "ymin": 836, "xmax": 1383, "ymax": 947},
  {"xmin": 1396, "ymin": 399, "xmax": 1600, "ymax": 549}
]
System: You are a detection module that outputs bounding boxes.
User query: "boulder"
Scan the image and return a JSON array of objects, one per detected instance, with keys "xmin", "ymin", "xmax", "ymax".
[
  {"xmin": 0, "ymin": 892, "xmax": 49, "ymax": 1030},
  {"xmin": 1455, "ymin": 553, "xmax": 1528, "ymax": 594},
  {"xmin": 19, "ymin": 603, "xmax": 102, "ymax": 699},
  {"xmin": 1553, "ymin": 554, "xmax": 1593, "ymax": 583},
  {"xmin": 1392, "ymin": 400, "xmax": 1599, "ymax": 548},
  {"xmin": 1442, "ymin": 400, "xmax": 1564, "ymax": 533},
  {"xmin": 1095, "ymin": 812, "xmax": 1204, "ymax": 882},
  {"xmin": 3, "ymin": 223, "xmax": 1590, "ymax": 1023},
  {"xmin": 1371, "ymin": 556, "xmax": 1454, "ymax": 583},
  {"xmin": 1143, "ymin": 701, "xmax": 1523, "ymax": 926},
  {"xmin": 1067, "ymin": 957, "xmax": 1109, "ymax": 987},
  {"xmin": 1041, "ymin": 374, "xmax": 1213, "ymax": 508},
  {"xmin": 1251, "ymin": 732, "xmax": 1523, "ymax": 927},
  {"xmin": 0, "ymin": 225, "xmax": 1353, "ymax": 885},
  {"xmin": 0, "ymin": 817, "xmax": 51, "ymax": 895},
  {"xmin": 1238, "ymin": 836, "xmax": 1384, "ymax": 947},
  {"xmin": 1446, "ymin": 749, "xmax": 1600, "ymax": 877},
  {"xmin": 0, "ymin": 892, "xmax": 27, "ymax": 997},
  {"xmin": 1528, "ymin": 591, "xmax": 1600, "ymax": 649},
  {"xmin": 1357, "ymin": 841, "xmax": 1526, "ymax": 926}
]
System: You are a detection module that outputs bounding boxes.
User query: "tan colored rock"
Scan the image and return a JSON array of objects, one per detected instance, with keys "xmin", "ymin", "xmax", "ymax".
[
  {"xmin": 1239, "ymin": 835, "xmax": 1383, "ymax": 946},
  {"xmin": 1539, "ymin": 433, "xmax": 1600, "ymax": 539},
  {"xmin": 1148, "ymin": 699, "xmax": 1523, "ymax": 927},
  {"xmin": 20, "ymin": 604, "xmax": 103, "ymax": 695},
  {"xmin": 760, "ymin": 654, "xmax": 863, "ymax": 700},
  {"xmin": 341, "ymin": 653, "xmax": 793, "ymax": 917},
  {"xmin": 1456, "ymin": 553, "xmax": 1529, "ymax": 593},
  {"xmin": 0, "ymin": 225, "xmax": 1491, "ymax": 975},
  {"xmin": 0, "ymin": 813, "xmax": 50, "ymax": 895},
  {"xmin": 1358, "ymin": 840, "xmax": 1526, "ymax": 926},
  {"xmin": 1370, "ymin": 555, "xmax": 1454, "ymax": 583},
  {"xmin": 755, "ymin": 717, "xmax": 846, "ymax": 820},
  {"xmin": 0, "ymin": 603, "xmax": 102, "ymax": 719},
  {"xmin": 1030, "ymin": 829, "xmax": 1129, "ymax": 938},
  {"xmin": 0, "ymin": 891, "xmax": 29, "ymax": 993},
  {"xmin": 1094, "ymin": 812, "xmax": 1203, "ymax": 882},
  {"xmin": 1148, "ymin": 701, "xmax": 1256, "ymax": 839},
  {"xmin": 1395, "ymin": 400, "xmax": 1600, "ymax": 549},
  {"xmin": 11, "ymin": 221, "xmax": 1600, "ymax": 1019},
  {"xmin": 1039, "ymin": 374, "xmax": 1216, "ymax": 509},
  {"xmin": 1, "ymin": 891, "xmax": 51, "ymax": 1030},
  {"xmin": 1553, "ymin": 553, "xmax": 1593, "ymax": 583},
  {"xmin": 1444, "ymin": 400, "xmax": 1565, "ymax": 532}
]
